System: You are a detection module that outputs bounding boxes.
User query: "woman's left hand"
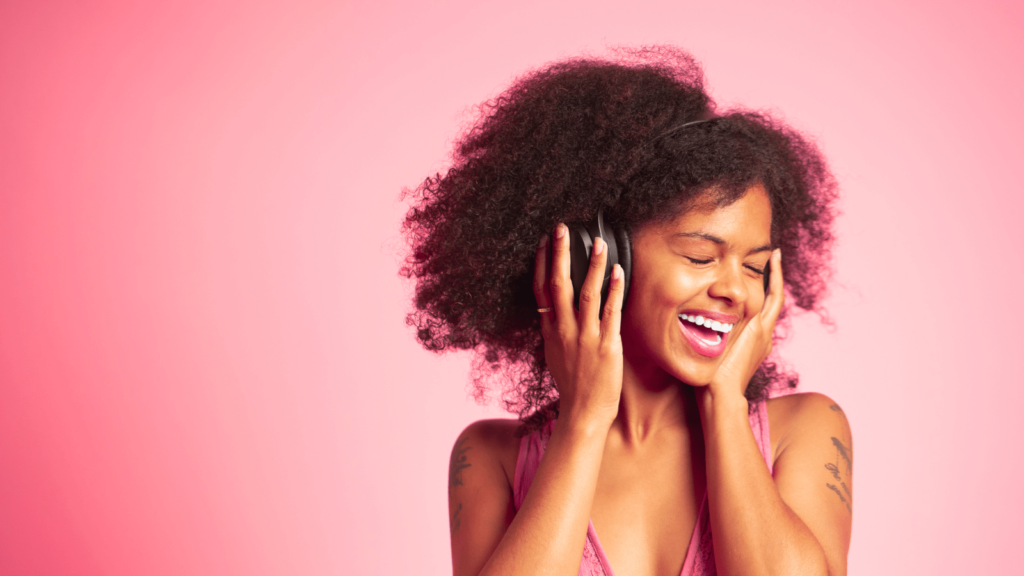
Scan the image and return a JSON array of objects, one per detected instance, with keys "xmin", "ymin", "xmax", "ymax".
[
  {"xmin": 706, "ymin": 249, "xmax": 785, "ymax": 400},
  {"xmin": 698, "ymin": 249, "xmax": 849, "ymax": 575}
]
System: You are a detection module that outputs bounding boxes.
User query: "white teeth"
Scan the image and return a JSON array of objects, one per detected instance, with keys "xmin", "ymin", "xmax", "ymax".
[
  {"xmin": 695, "ymin": 332, "xmax": 722, "ymax": 345},
  {"xmin": 678, "ymin": 314, "xmax": 734, "ymax": 334}
]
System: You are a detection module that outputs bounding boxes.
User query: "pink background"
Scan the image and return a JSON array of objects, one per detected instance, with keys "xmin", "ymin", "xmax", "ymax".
[{"xmin": 2, "ymin": 1, "xmax": 1021, "ymax": 574}]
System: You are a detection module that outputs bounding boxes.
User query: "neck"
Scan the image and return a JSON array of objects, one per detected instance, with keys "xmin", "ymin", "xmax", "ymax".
[{"xmin": 612, "ymin": 356, "xmax": 701, "ymax": 445}]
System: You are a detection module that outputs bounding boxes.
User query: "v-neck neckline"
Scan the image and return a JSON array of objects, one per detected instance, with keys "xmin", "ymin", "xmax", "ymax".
[
  {"xmin": 584, "ymin": 489, "xmax": 709, "ymax": 576},
  {"xmin": 513, "ymin": 404, "xmax": 773, "ymax": 576}
]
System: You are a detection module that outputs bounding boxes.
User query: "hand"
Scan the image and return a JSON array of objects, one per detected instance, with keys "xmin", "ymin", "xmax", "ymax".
[
  {"xmin": 533, "ymin": 224, "xmax": 626, "ymax": 429},
  {"xmin": 706, "ymin": 249, "xmax": 785, "ymax": 400}
]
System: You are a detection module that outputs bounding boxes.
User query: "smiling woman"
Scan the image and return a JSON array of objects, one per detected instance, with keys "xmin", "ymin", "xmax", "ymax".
[
  {"xmin": 401, "ymin": 47, "xmax": 845, "ymax": 576},
  {"xmin": 626, "ymin": 187, "xmax": 775, "ymax": 379}
]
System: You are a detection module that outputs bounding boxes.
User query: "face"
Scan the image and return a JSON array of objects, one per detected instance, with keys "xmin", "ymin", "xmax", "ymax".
[{"xmin": 621, "ymin": 184, "xmax": 773, "ymax": 387}]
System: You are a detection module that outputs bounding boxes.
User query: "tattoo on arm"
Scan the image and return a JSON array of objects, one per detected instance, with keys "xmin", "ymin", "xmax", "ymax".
[
  {"xmin": 831, "ymin": 437, "xmax": 852, "ymax": 474},
  {"xmin": 451, "ymin": 502, "xmax": 463, "ymax": 532},
  {"xmin": 449, "ymin": 436, "xmax": 472, "ymax": 533},
  {"xmin": 449, "ymin": 436, "xmax": 472, "ymax": 491},
  {"xmin": 825, "ymin": 462, "xmax": 841, "ymax": 481},
  {"xmin": 824, "ymin": 435, "xmax": 854, "ymax": 514},
  {"xmin": 826, "ymin": 483, "xmax": 851, "ymax": 512}
]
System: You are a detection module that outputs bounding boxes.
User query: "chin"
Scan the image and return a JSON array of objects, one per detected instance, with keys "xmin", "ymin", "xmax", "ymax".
[{"xmin": 670, "ymin": 361, "xmax": 717, "ymax": 388}]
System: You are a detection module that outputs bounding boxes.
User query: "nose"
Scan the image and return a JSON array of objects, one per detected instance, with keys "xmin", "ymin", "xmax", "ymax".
[{"xmin": 707, "ymin": 262, "xmax": 749, "ymax": 306}]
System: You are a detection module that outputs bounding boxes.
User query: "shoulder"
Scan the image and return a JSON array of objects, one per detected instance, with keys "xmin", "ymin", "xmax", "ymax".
[
  {"xmin": 765, "ymin": 391, "xmax": 850, "ymax": 431},
  {"xmin": 447, "ymin": 419, "xmax": 524, "ymax": 572},
  {"xmin": 764, "ymin": 393, "xmax": 854, "ymax": 571},
  {"xmin": 765, "ymin": 392, "xmax": 852, "ymax": 463},
  {"xmin": 450, "ymin": 418, "xmax": 523, "ymax": 491}
]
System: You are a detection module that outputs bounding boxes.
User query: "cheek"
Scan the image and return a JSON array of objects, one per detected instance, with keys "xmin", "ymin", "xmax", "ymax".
[
  {"xmin": 748, "ymin": 281, "xmax": 768, "ymax": 312},
  {"xmin": 622, "ymin": 272, "xmax": 702, "ymax": 342},
  {"xmin": 628, "ymin": 273, "xmax": 688, "ymax": 318}
]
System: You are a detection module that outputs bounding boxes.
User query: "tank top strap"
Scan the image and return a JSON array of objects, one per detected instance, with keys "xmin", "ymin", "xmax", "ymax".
[
  {"xmin": 514, "ymin": 420, "xmax": 611, "ymax": 575},
  {"xmin": 681, "ymin": 400, "xmax": 774, "ymax": 576},
  {"xmin": 513, "ymin": 419, "xmax": 554, "ymax": 510},
  {"xmin": 749, "ymin": 399, "xmax": 774, "ymax": 474}
]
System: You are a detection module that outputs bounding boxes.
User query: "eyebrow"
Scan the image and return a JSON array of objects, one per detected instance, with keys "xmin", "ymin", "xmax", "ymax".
[{"xmin": 673, "ymin": 232, "xmax": 773, "ymax": 254}]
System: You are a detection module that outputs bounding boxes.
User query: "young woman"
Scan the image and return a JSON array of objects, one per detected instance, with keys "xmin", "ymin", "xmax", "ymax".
[{"xmin": 402, "ymin": 48, "xmax": 850, "ymax": 576}]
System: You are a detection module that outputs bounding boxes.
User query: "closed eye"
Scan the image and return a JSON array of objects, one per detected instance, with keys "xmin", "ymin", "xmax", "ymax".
[
  {"xmin": 746, "ymin": 265, "xmax": 766, "ymax": 275},
  {"xmin": 687, "ymin": 257, "xmax": 713, "ymax": 265}
]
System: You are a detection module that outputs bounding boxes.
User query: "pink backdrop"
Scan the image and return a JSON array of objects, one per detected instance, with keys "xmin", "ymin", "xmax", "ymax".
[{"xmin": 2, "ymin": 1, "xmax": 1021, "ymax": 574}]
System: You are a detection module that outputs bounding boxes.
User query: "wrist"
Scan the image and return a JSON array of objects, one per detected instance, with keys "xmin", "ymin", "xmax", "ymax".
[
  {"xmin": 696, "ymin": 385, "xmax": 749, "ymax": 421},
  {"xmin": 554, "ymin": 409, "xmax": 614, "ymax": 439}
]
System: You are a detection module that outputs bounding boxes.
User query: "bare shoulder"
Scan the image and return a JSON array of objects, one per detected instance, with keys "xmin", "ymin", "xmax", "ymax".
[
  {"xmin": 766, "ymin": 393, "xmax": 854, "ymax": 573},
  {"xmin": 448, "ymin": 419, "xmax": 523, "ymax": 574},
  {"xmin": 450, "ymin": 418, "xmax": 523, "ymax": 494},
  {"xmin": 766, "ymin": 391, "xmax": 849, "ymax": 421},
  {"xmin": 765, "ymin": 389, "xmax": 851, "ymax": 457}
]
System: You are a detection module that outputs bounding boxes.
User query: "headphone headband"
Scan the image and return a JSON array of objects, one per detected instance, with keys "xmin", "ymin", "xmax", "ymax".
[{"xmin": 655, "ymin": 117, "xmax": 717, "ymax": 140}]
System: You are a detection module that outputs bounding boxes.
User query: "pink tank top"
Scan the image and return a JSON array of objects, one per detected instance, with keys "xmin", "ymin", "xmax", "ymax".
[{"xmin": 512, "ymin": 401, "xmax": 774, "ymax": 576}]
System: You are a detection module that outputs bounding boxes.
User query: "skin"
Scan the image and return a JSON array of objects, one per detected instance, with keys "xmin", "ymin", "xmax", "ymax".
[{"xmin": 448, "ymin": 184, "xmax": 853, "ymax": 576}]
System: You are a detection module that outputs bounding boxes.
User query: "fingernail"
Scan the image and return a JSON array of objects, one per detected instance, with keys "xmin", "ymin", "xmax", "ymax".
[
  {"xmin": 612, "ymin": 264, "xmax": 622, "ymax": 280},
  {"xmin": 776, "ymin": 249, "xmax": 782, "ymax": 262},
  {"xmin": 594, "ymin": 237, "xmax": 605, "ymax": 255},
  {"xmin": 555, "ymin": 224, "xmax": 567, "ymax": 238},
  {"xmin": 539, "ymin": 234, "xmax": 549, "ymax": 248}
]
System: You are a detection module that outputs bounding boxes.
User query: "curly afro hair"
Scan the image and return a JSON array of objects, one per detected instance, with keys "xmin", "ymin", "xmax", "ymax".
[{"xmin": 401, "ymin": 47, "xmax": 838, "ymax": 428}]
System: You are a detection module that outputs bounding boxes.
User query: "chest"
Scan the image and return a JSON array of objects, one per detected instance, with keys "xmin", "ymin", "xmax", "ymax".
[{"xmin": 589, "ymin": 435, "xmax": 705, "ymax": 576}]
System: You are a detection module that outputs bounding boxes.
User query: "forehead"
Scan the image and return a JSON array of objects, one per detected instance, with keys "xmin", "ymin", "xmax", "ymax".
[{"xmin": 642, "ymin": 184, "xmax": 772, "ymax": 241}]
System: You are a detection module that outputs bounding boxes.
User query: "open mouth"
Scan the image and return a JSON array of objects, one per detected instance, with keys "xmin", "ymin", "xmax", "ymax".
[{"xmin": 678, "ymin": 314, "xmax": 733, "ymax": 356}]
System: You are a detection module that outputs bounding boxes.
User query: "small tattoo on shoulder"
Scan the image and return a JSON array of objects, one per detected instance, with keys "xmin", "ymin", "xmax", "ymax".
[
  {"xmin": 829, "ymin": 403, "xmax": 844, "ymax": 415},
  {"xmin": 449, "ymin": 436, "xmax": 471, "ymax": 492}
]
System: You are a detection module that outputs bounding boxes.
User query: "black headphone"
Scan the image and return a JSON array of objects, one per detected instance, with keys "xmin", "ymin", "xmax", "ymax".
[
  {"xmin": 566, "ymin": 209, "xmax": 632, "ymax": 312},
  {"xmin": 566, "ymin": 209, "xmax": 770, "ymax": 313}
]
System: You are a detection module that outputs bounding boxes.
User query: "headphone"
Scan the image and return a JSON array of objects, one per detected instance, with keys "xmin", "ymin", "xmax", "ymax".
[
  {"xmin": 566, "ymin": 209, "xmax": 770, "ymax": 313},
  {"xmin": 566, "ymin": 209, "xmax": 632, "ymax": 312}
]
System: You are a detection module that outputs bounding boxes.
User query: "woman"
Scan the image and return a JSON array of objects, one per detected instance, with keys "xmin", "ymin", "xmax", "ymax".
[{"xmin": 402, "ymin": 48, "xmax": 850, "ymax": 576}]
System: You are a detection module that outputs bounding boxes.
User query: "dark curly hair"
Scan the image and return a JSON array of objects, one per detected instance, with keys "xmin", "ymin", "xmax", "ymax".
[{"xmin": 401, "ymin": 47, "xmax": 837, "ymax": 428}]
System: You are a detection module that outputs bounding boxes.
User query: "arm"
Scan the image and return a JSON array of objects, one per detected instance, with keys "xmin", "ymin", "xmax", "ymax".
[
  {"xmin": 449, "ymin": 417, "xmax": 611, "ymax": 576},
  {"xmin": 449, "ymin": 226, "xmax": 626, "ymax": 576},
  {"xmin": 769, "ymin": 394, "xmax": 854, "ymax": 574},
  {"xmin": 698, "ymin": 250, "xmax": 852, "ymax": 576},
  {"xmin": 699, "ymin": 392, "xmax": 852, "ymax": 576}
]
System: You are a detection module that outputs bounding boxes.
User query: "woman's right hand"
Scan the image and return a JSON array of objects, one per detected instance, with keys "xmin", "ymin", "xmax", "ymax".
[{"xmin": 533, "ymin": 223, "xmax": 626, "ymax": 430}]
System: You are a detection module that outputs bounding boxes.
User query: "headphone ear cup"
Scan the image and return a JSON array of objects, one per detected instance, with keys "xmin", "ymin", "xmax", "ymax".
[
  {"xmin": 614, "ymin": 226, "xmax": 631, "ymax": 306},
  {"xmin": 566, "ymin": 212, "xmax": 630, "ymax": 314}
]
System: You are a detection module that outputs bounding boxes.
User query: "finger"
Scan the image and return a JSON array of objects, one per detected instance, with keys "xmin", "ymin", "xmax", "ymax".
[
  {"xmin": 761, "ymin": 249, "xmax": 785, "ymax": 323},
  {"xmin": 532, "ymin": 234, "xmax": 556, "ymax": 334},
  {"xmin": 600, "ymin": 264, "xmax": 625, "ymax": 346},
  {"xmin": 548, "ymin": 224, "xmax": 577, "ymax": 337},
  {"xmin": 577, "ymin": 236, "xmax": 608, "ymax": 337}
]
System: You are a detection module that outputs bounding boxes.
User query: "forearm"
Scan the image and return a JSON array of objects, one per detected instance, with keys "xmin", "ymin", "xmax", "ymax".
[
  {"xmin": 478, "ymin": 418, "xmax": 608, "ymax": 576},
  {"xmin": 700, "ymin": 393, "xmax": 828, "ymax": 576}
]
